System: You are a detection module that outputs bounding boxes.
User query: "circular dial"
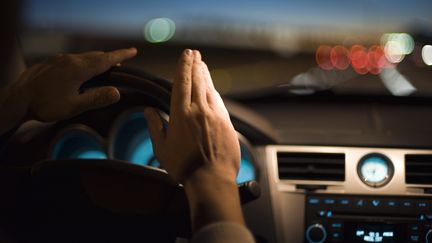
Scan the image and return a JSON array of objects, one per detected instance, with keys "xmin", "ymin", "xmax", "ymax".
[
  {"xmin": 357, "ymin": 153, "xmax": 394, "ymax": 187},
  {"xmin": 305, "ymin": 224, "xmax": 327, "ymax": 243}
]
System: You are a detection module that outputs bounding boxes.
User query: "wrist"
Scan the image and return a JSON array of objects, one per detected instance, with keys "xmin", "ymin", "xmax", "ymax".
[
  {"xmin": 183, "ymin": 167, "xmax": 245, "ymax": 231},
  {"xmin": 184, "ymin": 166, "xmax": 237, "ymax": 193}
]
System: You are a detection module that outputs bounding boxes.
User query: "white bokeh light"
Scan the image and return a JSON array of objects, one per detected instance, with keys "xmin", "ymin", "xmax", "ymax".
[{"xmin": 422, "ymin": 45, "xmax": 432, "ymax": 66}]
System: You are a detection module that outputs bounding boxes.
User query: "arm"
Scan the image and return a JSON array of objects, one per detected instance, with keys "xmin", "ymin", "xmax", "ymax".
[
  {"xmin": 144, "ymin": 49, "xmax": 247, "ymax": 232},
  {"xmin": 0, "ymin": 48, "xmax": 137, "ymax": 136}
]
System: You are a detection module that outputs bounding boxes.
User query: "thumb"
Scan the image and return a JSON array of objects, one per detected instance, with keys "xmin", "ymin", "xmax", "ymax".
[
  {"xmin": 144, "ymin": 107, "xmax": 166, "ymax": 154},
  {"xmin": 74, "ymin": 86, "xmax": 120, "ymax": 113}
]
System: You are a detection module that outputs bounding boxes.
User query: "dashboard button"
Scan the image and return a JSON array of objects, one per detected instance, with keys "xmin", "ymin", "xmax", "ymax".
[
  {"xmin": 410, "ymin": 234, "xmax": 420, "ymax": 242},
  {"xmin": 410, "ymin": 225, "xmax": 419, "ymax": 231},
  {"xmin": 386, "ymin": 200, "xmax": 397, "ymax": 207},
  {"xmin": 324, "ymin": 198, "xmax": 335, "ymax": 205},
  {"xmin": 419, "ymin": 214, "xmax": 426, "ymax": 221},
  {"xmin": 308, "ymin": 198, "xmax": 320, "ymax": 205},
  {"xmin": 331, "ymin": 223, "xmax": 342, "ymax": 229},
  {"xmin": 339, "ymin": 199, "xmax": 350, "ymax": 205},
  {"xmin": 417, "ymin": 201, "xmax": 428, "ymax": 208},
  {"xmin": 402, "ymin": 201, "xmax": 413, "ymax": 207},
  {"xmin": 332, "ymin": 232, "xmax": 341, "ymax": 239},
  {"xmin": 355, "ymin": 199, "xmax": 365, "ymax": 207},
  {"xmin": 317, "ymin": 210, "xmax": 326, "ymax": 217},
  {"xmin": 371, "ymin": 199, "xmax": 381, "ymax": 207}
]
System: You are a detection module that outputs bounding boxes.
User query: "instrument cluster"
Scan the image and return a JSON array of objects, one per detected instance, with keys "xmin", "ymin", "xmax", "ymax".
[{"xmin": 49, "ymin": 107, "xmax": 257, "ymax": 184}]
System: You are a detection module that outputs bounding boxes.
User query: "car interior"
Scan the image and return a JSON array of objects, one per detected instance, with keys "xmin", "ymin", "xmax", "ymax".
[{"xmin": 1, "ymin": 0, "xmax": 432, "ymax": 242}]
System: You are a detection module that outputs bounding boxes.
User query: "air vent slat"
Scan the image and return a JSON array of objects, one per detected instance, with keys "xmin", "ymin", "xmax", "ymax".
[
  {"xmin": 405, "ymin": 154, "xmax": 432, "ymax": 184},
  {"xmin": 277, "ymin": 152, "xmax": 345, "ymax": 181},
  {"xmin": 278, "ymin": 157, "xmax": 344, "ymax": 165}
]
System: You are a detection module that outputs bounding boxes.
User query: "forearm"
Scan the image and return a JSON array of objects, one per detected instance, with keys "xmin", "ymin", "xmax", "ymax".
[
  {"xmin": 184, "ymin": 168, "xmax": 245, "ymax": 232},
  {"xmin": 0, "ymin": 82, "xmax": 29, "ymax": 136}
]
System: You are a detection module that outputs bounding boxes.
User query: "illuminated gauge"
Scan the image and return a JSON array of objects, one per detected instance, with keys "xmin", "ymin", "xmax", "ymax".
[
  {"xmin": 50, "ymin": 126, "xmax": 107, "ymax": 160},
  {"xmin": 110, "ymin": 108, "xmax": 257, "ymax": 183},
  {"xmin": 110, "ymin": 110, "xmax": 160, "ymax": 167},
  {"xmin": 237, "ymin": 142, "xmax": 257, "ymax": 184},
  {"xmin": 357, "ymin": 153, "xmax": 394, "ymax": 187}
]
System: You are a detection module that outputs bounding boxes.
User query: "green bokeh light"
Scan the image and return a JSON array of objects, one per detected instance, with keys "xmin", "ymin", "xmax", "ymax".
[{"xmin": 144, "ymin": 17, "xmax": 176, "ymax": 43}]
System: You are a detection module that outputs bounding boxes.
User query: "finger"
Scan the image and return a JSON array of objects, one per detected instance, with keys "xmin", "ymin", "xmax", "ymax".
[
  {"xmin": 78, "ymin": 48, "xmax": 137, "ymax": 78},
  {"xmin": 171, "ymin": 49, "xmax": 194, "ymax": 111},
  {"xmin": 191, "ymin": 50, "xmax": 207, "ymax": 107},
  {"xmin": 201, "ymin": 61, "xmax": 217, "ymax": 108},
  {"xmin": 19, "ymin": 63, "xmax": 45, "ymax": 80},
  {"xmin": 144, "ymin": 107, "xmax": 166, "ymax": 155},
  {"xmin": 73, "ymin": 86, "xmax": 120, "ymax": 114}
]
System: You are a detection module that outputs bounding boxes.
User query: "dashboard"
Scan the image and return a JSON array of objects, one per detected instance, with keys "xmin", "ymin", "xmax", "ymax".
[{"xmin": 3, "ymin": 67, "xmax": 432, "ymax": 243}]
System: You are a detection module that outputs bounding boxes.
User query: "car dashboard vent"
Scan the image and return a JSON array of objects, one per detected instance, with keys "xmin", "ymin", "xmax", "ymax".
[
  {"xmin": 405, "ymin": 154, "xmax": 432, "ymax": 184},
  {"xmin": 277, "ymin": 152, "xmax": 345, "ymax": 181}
]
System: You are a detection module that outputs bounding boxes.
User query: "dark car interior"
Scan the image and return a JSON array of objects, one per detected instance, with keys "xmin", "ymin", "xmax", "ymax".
[{"xmin": 1, "ymin": 0, "xmax": 432, "ymax": 242}]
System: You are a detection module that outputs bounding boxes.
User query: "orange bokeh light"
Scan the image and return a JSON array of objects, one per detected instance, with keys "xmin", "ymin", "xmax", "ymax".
[
  {"xmin": 350, "ymin": 45, "xmax": 368, "ymax": 70},
  {"xmin": 316, "ymin": 45, "xmax": 333, "ymax": 70},
  {"xmin": 330, "ymin": 45, "xmax": 350, "ymax": 70}
]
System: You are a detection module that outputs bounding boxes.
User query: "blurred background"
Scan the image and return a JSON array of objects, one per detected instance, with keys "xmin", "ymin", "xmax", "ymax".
[{"xmin": 20, "ymin": 0, "xmax": 432, "ymax": 97}]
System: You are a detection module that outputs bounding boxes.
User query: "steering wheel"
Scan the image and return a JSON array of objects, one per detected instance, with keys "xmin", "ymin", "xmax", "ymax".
[{"xmin": 18, "ymin": 66, "xmax": 266, "ymax": 243}]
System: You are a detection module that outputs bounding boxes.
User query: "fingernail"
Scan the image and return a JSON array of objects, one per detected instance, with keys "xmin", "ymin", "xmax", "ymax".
[
  {"xmin": 194, "ymin": 50, "xmax": 201, "ymax": 59},
  {"xmin": 185, "ymin": 49, "xmax": 192, "ymax": 56}
]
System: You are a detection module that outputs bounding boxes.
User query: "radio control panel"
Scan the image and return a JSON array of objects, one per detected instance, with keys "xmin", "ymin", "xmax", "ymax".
[{"xmin": 305, "ymin": 194, "xmax": 432, "ymax": 243}]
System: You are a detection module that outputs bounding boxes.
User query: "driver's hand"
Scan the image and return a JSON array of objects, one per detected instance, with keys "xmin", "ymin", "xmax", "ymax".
[
  {"xmin": 16, "ymin": 48, "xmax": 137, "ymax": 122},
  {"xmin": 144, "ymin": 49, "xmax": 240, "ymax": 185}
]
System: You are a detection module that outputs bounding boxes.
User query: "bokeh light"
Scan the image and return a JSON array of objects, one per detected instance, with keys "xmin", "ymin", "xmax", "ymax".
[
  {"xmin": 330, "ymin": 45, "xmax": 350, "ymax": 70},
  {"xmin": 422, "ymin": 45, "xmax": 432, "ymax": 66},
  {"xmin": 350, "ymin": 45, "xmax": 368, "ymax": 70},
  {"xmin": 368, "ymin": 45, "xmax": 387, "ymax": 74},
  {"xmin": 316, "ymin": 45, "xmax": 333, "ymax": 70},
  {"xmin": 144, "ymin": 17, "xmax": 176, "ymax": 43},
  {"xmin": 381, "ymin": 33, "xmax": 414, "ymax": 63}
]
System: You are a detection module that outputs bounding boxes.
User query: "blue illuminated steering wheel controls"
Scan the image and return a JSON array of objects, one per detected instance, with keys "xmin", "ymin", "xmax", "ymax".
[
  {"xmin": 357, "ymin": 153, "xmax": 394, "ymax": 188},
  {"xmin": 51, "ymin": 126, "xmax": 107, "ymax": 160}
]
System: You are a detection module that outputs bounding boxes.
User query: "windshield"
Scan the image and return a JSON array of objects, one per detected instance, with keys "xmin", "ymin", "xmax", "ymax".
[{"xmin": 22, "ymin": 0, "xmax": 432, "ymax": 97}]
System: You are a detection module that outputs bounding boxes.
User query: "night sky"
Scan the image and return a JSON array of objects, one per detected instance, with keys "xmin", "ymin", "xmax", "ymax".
[{"xmin": 24, "ymin": 0, "xmax": 432, "ymax": 33}]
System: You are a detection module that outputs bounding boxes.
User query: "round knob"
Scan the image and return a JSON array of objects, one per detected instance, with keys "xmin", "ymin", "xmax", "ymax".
[
  {"xmin": 426, "ymin": 229, "xmax": 432, "ymax": 243},
  {"xmin": 306, "ymin": 224, "xmax": 327, "ymax": 243}
]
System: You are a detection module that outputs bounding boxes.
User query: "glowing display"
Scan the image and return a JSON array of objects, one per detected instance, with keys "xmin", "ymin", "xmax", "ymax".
[
  {"xmin": 113, "ymin": 111, "xmax": 256, "ymax": 184},
  {"xmin": 51, "ymin": 130, "xmax": 107, "ymax": 160},
  {"xmin": 112, "ymin": 112, "xmax": 159, "ymax": 167},
  {"xmin": 237, "ymin": 143, "xmax": 256, "ymax": 184},
  {"xmin": 358, "ymin": 154, "xmax": 394, "ymax": 187},
  {"xmin": 360, "ymin": 157, "xmax": 389, "ymax": 183},
  {"xmin": 74, "ymin": 150, "xmax": 107, "ymax": 159}
]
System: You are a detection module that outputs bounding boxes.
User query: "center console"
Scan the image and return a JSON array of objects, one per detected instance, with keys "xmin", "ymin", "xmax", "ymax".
[
  {"xmin": 262, "ymin": 145, "xmax": 432, "ymax": 243},
  {"xmin": 305, "ymin": 194, "xmax": 432, "ymax": 243}
]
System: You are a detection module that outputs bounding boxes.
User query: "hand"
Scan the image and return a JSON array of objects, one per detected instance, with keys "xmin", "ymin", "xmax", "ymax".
[
  {"xmin": 144, "ymin": 49, "xmax": 240, "ymax": 184},
  {"xmin": 145, "ymin": 49, "xmax": 244, "ymax": 231},
  {"xmin": 17, "ymin": 48, "xmax": 137, "ymax": 122}
]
